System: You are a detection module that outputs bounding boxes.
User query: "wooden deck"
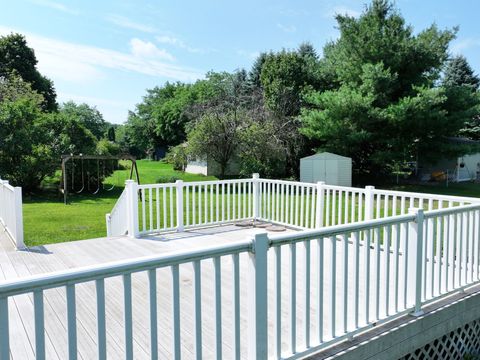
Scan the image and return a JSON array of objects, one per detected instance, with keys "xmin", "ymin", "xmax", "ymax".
[
  {"xmin": 0, "ymin": 225, "xmax": 302, "ymax": 359},
  {"xmin": 0, "ymin": 223, "xmax": 410, "ymax": 359}
]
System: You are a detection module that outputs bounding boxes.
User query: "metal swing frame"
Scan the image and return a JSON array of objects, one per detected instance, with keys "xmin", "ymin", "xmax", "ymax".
[{"xmin": 61, "ymin": 154, "xmax": 140, "ymax": 204}]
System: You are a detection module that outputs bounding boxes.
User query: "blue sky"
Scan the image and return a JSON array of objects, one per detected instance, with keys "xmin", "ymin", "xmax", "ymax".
[{"xmin": 1, "ymin": 0, "xmax": 479, "ymax": 124}]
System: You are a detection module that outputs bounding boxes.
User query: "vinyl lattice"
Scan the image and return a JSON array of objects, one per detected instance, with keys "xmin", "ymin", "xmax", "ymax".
[{"xmin": 400, "ymin": 319, "xmax": 480, "ymax": 359}]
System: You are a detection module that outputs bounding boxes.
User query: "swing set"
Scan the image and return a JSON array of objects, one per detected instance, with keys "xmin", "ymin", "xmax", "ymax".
[{"xmin": 61, "ymin": 154, "xmax": 140, "ymax": 204}]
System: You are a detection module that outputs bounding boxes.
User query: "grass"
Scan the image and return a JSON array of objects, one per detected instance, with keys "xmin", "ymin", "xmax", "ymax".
[
  {"xmin": 22, "ymin": 161, "xmax": 480, "ymax": 247},
  {"xmin": 23, "ymin": 160, "xmax": 216, "ymax": 246},
  {"xmin": 384, "ymin": 182, "xmax": 480, "ymax": 198}
]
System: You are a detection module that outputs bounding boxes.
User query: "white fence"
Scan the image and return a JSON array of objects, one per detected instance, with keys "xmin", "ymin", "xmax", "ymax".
[
  {"xmin": 0, "ymin": 179, "xmax": 24, "ymax": 249},
  {"xmin": 107, "ymin": 174, "xmax": 479, "ymax": 238},
  {"xmin": 2, "ymin": 203, "xmax": 480, "ymax": 359}
]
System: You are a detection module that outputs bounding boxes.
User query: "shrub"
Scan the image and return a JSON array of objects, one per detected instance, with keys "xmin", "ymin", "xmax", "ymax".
[{"xmin": 164, "ymin": 144, "xmax": 188, "ymax": 171}]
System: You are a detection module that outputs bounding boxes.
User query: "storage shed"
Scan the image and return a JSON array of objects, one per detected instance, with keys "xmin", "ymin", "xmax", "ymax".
[{"xmin": 300, "ymin": 152, "xmax": 352, "ymax": 186}]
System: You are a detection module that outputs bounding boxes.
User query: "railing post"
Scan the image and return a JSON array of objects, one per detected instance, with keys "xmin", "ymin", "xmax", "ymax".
[
  {"xmin": 126, "ymin": 180, "xmax": 139, "ymax": 239},
  {"xmin": 105, "ymin": 213, "xmax": 112, "ymax": 237},
  {"xmin": 13, "ymin": 186, "xmax": 24, "ymax": 249},
  {"xmin": 252, "ymin": 173, "xmax": 260, "ymax": 221},
  {"xmin": 248, "ymin": 232, "xmax": 269, "ymax": 359},
  {"xmin": 176, "ymin": 180, "xmax": 184, "ymax": 232},
  {"xmin": 407, "ymin": 208, "xmax": 424, "ymax": 316},
  {"xmin": 364, "ymin": 186, "xmax": 375, "ymax": 221},
  {"xmin": 315, "ymin": 181, "xmax": 325, "ymax": 228}
]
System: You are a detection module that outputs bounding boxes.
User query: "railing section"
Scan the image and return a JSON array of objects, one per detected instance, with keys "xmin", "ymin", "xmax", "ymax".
[
  {"xmin": 107, "ymin": 176, "xmax": 480, "ymax": 239},
  {"xmin": 0, "ymin": 179, "xmax": 24, "ymax": 249},
  {"xmin": 3, "ymin": 203, "xmax": 480, "ymax": 359}
]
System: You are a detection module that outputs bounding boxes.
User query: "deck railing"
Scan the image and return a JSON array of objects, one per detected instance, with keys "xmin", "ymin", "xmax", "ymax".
[
  {"xmin": 3, "ymin": 203, "xmax": 480, "ymax": 359},
  {"xmin": 0, "ymin": 178, "xmax": 24, "ymax": 249},
  {"xmin": 107, "ymin": 174, "xmax": 480, "ymax": 238}
]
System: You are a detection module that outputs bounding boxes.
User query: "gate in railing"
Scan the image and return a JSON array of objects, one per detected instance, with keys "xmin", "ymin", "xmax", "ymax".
[
  {"xmin": 0, "ymin": 178, "xmax": 24, "ymax": 249},
  {"xmin": 3, "ymin": 203, "xmax": 480, "ymax": 359}
]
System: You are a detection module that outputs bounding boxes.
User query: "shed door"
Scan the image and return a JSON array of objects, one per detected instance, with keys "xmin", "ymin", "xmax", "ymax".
[
  {"xmin": 313, "ymin": 159, "xmax": 326, "ymax": 182},
  {"xmin": 325, "ymin": 160, "xmax": 338, "ymax": 185}
]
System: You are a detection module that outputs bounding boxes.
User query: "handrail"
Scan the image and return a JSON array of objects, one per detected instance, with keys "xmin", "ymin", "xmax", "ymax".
[
  {"xmin": 269, "ymin": 213, "xmax": 416, "ymax": 246},
  {"xmin": 372, "ymin": 187, "xmax": 480, "ymax": 204},
  {"xmin": 0, "ymin": 239, "xmax": 252, "ymax": 298},
  {"xmin": 0, "ymin": 178, "xmax": 24, "ymax": 249}
]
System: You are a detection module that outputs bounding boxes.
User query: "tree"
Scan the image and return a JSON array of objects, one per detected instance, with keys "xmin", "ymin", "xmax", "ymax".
[
  {"xmin": 186, "ymin": 72, "xmax": 254, "ymax": 177},
  {"xmin": 441, "ymin": 56, "xmax": 480, "ymax": 140},
  {"xmin": 127, "ymin": 82, "xmax": 200, "ymax": 157},
  {"xmin": 107, "ymin": 126, "xmax": 116, "ymax": 142},
  {"xmin": 301, "ymin": 0, "xmax": 460, "ymax": 180},
  {"xmin": 443, "ymin": 55, "xmax": 480, "ymax": 89},
  {"xmin": 0, "ymin": 33, "xmax": 57, "ymax": 111},
  {"xmin": 59, "ymin": 101, "xmax": 107, "ymax": 140},
  {"xmin": 248, "ymin": 52, "xmax": 268, "ymax": 88},
  {"xmin": 260, "ymin": 49, "xmax": 312, "ymax": 117}
]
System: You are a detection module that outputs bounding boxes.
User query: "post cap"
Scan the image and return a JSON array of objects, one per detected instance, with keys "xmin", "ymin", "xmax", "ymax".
[{"xmin": 252, "ymin": 173, "xmax": 260, "ymax": 179}]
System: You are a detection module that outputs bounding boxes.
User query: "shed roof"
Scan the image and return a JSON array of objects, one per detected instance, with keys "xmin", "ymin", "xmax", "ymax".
[{"xmin": 301, "ymin": 152, "xmax": 351, "ymax": 161}]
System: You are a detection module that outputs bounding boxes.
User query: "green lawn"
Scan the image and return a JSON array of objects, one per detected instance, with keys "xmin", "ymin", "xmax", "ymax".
[
  {"xmin": 23, "ymin": 160, "xmax": 216, "ymax": 246},
  {"xmin": 22, "ymin": 162, "xmax": 480, "ymax": 247},
  {"xmin": 384, "ymin": 182, "xmax": 480, "ymax": 198}
]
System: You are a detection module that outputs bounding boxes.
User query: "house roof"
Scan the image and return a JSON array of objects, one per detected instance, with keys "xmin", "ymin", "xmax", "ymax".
[{"xmin": 301, "ymin": 152, "xmax": 351, "ymax": 161}]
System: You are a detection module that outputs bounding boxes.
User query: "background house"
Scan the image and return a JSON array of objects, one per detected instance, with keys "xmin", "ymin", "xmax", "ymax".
[
  {"xmin": 185, "ymin": 156, "xmax": 240, "ymax": 177},
  {"xmin": 419, "ymin": 138, "xmax": 480, "ymax": 182}
]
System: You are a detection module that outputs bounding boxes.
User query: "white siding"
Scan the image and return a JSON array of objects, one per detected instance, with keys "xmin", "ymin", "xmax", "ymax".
[{"xmin": 185, "ymin": 158, "xmax": 208, "ymax": 176}]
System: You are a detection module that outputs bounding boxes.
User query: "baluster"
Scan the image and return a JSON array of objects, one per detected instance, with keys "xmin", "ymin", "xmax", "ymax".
[
  {"xmin": 0, "ymin": 297, "xmax": 9, "ymax": 360},
  {"xmin": 193, "ymin": 261, "xmax": 202, "ymax": 360},
  {"xmin": 34, "ymin": 290, "xmax": 46, "ymax": 360},
  {"xmin": 172, "ymin": 265, "xmax": 181, "ymax": 360},
  {"xmin": 96, "ymin": 279, "xmax": 106, "ymax": 360},
  {"xmin": 148, "ymin": 270, "xmax": 158, "ymax": 360},
  {"xmin": 123, "ymin": 274, "xmax": 133, "ymax": 360},
  {"xmin": 232, "ymin": 254, "xmax": 240, "ymax": 360},
  {"xmin": 213, "ymin": 257, "xmax": 222, "ymax": 360},
  {"xmin": 274, "ymin": 246, "xmax": 282, "ymax": 358},
  {"xmin": 66, "ymin": 284, "xmax": 77, "ymax": 360}
]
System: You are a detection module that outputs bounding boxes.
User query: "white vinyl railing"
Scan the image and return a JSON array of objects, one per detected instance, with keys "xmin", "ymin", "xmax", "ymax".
[
  {"xmin": 107, "ymin": 175, "xmax": 480, "ymax": 239},
  {"xmin": 0, "ymin": 179, "xmax": 24, "ymax": 249},
  {"xmin": 3, "ymin": 203, "xmax": 480, "ymax": 359},
  {"xmin": 105, "ymin": 182, "xmax": 130, "ymax": 237}
]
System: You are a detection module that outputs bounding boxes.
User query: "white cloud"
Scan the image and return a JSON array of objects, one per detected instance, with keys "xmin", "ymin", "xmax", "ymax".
[
  {"xmin": 106, "ymin": 14, "xmax": 157, "ymax": 33},
  {"xmin": 0, "ymin": 26, "xmax": 203, "ymax": 84},
  {"xmin": 277, "ymin": 23, "xmax": 297, "ymax": 33},
  {"xmin": 451, "ymin": 38, "xmax": 480, "ymax": 54},
  {"xmin": 30, "ymin": 0, "xmax": 79, "ymax": 15},
  {"xmin": 326, "ymin": 5, "xmax": 361, "ymax": 18},
  {"xmin": 130, "ymin": 38, "xmax": 175, "ymax": 61},
  {"xmin": 58, "ymin": 93, "xmax": 130, "ymax": 124},
  {"xmin": 236, "ymin": 49, "xmax": 260, "ymax": 60},
  {"xmin": 156, "ymin": 35, "xmax": 204, "ymax": 53}
]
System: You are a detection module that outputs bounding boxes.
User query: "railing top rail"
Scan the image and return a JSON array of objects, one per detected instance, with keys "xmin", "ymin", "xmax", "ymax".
[
  {"xmin": 258, "ymin": 178, "xmax": 315, "ymax": 187},
  {"xmin": 424, "ymin": 203, "xmax": 480, "ymax": 219},
  {"xmin": 109, "ymin": 188, "xmax": 127, "ymax": 216},
  {"xmin": 137, "ymin": 178, "xmax": 253, "ymax": 189},
  {"xmin": 137, "ymin": 183, "xmax": 176, "ymax": 190},
  {"xmin": 372, "ymin": 188, "xmax": 480, "ymax": 204},
  {"xmin": 0, "ymin": 179, "xmax": 15, "ymax": 192},
  {"xmin": 269, "ymin": 213, "xmax": 416, "ymax": 246},
  {"xmin": 0, "ymin": 240, "xmax": 252, "ymax": 298},
  {"xmin": 184, "ymin": 178, "xmax": 253, "ymax": 186},
  {"xmin": 322, "ymin": 184, "xmax": 366, "ymax": 193}
]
